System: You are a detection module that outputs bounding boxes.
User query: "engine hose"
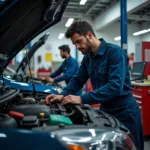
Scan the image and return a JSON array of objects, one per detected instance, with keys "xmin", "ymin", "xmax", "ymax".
[
  {"xmin": 63, "ymin": 109, "xmax": 75, "ymax": 117},
  {"xmin": 0, "ymin": 89, "xmax": 20, "ymax": 104}
]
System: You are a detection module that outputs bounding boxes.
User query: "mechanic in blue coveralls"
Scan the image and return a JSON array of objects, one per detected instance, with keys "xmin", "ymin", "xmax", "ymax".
[
  {"xmin": 46, "ymin": 20, "xmax": 144, "ymax": 150},
  {"xmin": 40, "ymin": 45, "xmax": 82, "ymax": 95}
]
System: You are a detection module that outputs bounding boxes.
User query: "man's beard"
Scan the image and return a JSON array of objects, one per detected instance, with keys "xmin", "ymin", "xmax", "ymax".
[
  {"xmin": 86, "ymin": 38, "xmax": 92, "ymax": 53},
  {"xmin": 79, "ymin": 38, "xmax": 92, "ymax": 55},
  {"xmin": 61, "ymin": 55, "xmax": 66, "ymax": 59}
]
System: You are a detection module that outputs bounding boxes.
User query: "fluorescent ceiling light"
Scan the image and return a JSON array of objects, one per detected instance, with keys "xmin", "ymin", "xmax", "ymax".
[
  {"xmin": 58, "ymin": 33, "xmax": 64, "ymax": 39},
  {"xmin": 80, "ymin": 0, "xmax": 87, "ymax": 5},
  {"xmin": 114, "ymin": 36, "xmax": 121, "ymax": 41},
  {"xmin": 65, "ymin": 18, "xmax": 74, "ymax": 27},
  {"xmin": 133, "ymin": 29, "xmax": 150, "ymax": 36}
]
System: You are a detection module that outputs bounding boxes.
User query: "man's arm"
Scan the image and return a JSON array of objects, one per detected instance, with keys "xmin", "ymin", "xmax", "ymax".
[
  {"xmin": 49, "ymin": 64, "xmax": 63, "ymax": 78},
  {"xmin": 61, "ymin": 56, "xmax": 89, "ymax": 95},
  {"xmin": 80, "ymin": 48, "xmax": 129, "ymax": 105},
  {"xmin": 53, "ymin": 61, "xmax": 78, "ymax": 83}
]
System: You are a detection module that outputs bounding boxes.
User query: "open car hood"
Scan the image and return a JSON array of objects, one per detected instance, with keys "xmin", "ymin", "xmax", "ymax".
[{"xmin": 0, "ymin": 0, "xmax": 69, "ymax": 75}]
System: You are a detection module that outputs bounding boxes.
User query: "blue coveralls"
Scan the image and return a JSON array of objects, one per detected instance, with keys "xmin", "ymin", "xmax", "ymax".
[
  {"xmin": 61, "ymin": 39, "xmax": 144, "ymax": 150},
  {"xmin": 50, "ymin": 55, "xmax": 82, "ymax": 95}
]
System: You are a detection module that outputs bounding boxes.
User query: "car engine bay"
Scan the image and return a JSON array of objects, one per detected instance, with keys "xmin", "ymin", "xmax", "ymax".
[
  {"xmin": 0, "ymin": 85, "xmax": 128, "ymax": 132},
  {"xmin": 0, "ymin": 84, "xmax": 137, "ymax": 150}
]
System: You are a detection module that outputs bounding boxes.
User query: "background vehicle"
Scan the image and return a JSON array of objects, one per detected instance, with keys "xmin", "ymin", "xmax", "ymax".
[{"xmin": 2, "ymin": 33, "xmax": 63, "ymax": 96}]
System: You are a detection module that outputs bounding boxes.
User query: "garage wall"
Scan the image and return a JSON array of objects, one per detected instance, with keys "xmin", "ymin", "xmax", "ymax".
[
  {"xmin": 95, "ymin": 22, "xmax": 141, "ymax": 54},
  {"xmin": 139, "ymin": 22, "xmax": 150, "ymax": 41},
  {"xmin": 140, "ymin": 33, "xmax": 150, "ymax": 41}
]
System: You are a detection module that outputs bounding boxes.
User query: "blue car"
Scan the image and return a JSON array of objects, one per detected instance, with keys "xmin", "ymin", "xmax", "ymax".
[
  {"xmin": 0, "ymin": 0, "xmax": 136, "ymax": 150},
  {"xmin": 2, "ymin": 32, "xmax": 63, "ymax": 95}
]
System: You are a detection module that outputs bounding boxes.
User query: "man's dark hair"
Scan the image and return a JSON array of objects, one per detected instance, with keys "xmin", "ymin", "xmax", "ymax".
[
  {"xmin": 58, "ymin": 45, "xmax": 70, "ymax": 54},
  {"xmin": 65, "ymin": 20, "xmax": 96, "ymax": 38}
]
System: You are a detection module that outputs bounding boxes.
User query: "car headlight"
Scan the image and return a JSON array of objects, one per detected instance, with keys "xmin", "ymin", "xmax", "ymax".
[{"xmin": 51, "ymin": 128, "xmax": 136, "ymax": 150}]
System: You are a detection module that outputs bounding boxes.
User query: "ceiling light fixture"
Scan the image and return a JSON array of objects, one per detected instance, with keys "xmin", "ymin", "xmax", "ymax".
[
  {"xmin": 80, "ymin": 0, "xmax": 87, "ymax": 5},
  {"xmin": 114, "ymin": 36, "xmax": 121, "ymax": 41},
  {"xmin": 58, "ymin": 33, "xmax": 64, "ymax": 39},
  {"xmin": 133, "ymin": 29, "xmax": 150, "ymax": 36},
  {"xmin": 65, "ymin": 18, "xmax": 74, "ymax": 27}
]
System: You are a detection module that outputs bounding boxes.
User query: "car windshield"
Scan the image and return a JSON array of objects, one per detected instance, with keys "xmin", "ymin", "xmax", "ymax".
[{"xmin": 3, "ymin": 46, "xmax": 33, "ymax": 78}]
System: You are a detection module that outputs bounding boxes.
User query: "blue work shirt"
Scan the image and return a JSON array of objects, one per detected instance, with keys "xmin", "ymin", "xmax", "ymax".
[
  {"xmin": 50, "ymin": 56, "xmax": 79, "ymax": 84},
  {"xmin": 61, "ymin": 38, "xmax": 132, "ymax": 105}
]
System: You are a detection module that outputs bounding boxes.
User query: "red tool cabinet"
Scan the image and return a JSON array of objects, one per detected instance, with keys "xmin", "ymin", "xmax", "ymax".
[
  {"xmin": 132, "ymin": 82, "xmax": 150, "ymax": 136},
  {"xmin": 37, "ymin": 69, "xmax": 51, "ymax": 77}
]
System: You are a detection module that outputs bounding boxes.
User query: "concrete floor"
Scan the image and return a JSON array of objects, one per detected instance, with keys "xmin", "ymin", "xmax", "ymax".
[
  {"xmin": 144, "ymin": 141, "xmax": 150, "ymax": 150},
  {"xmin": 144, "ymin": 137, "xmax": 150, "ymax": 150}
]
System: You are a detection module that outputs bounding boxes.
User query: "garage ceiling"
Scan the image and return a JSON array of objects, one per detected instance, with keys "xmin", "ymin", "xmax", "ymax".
[
  {"xmin": 128, "ymin": 2, "xmax": 150, "ymax": 23},
  {"xmin": 63, "ymin": 0, "xmax": 150, "ymax": 24},
  {"xmin": 63, "ymin": 0, "xmax": 118, "ymax": 19}
]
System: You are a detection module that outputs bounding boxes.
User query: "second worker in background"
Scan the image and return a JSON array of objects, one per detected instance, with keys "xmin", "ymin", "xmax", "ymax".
[{"xmin": 39, "ymin": 44, "xmax": 81, "ymax": 95}]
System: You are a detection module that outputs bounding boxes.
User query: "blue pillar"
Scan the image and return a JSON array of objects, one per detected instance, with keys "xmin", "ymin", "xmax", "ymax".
[{"xmin": 120, "ymin": 0, "xmax": 127, "ymax": 53}]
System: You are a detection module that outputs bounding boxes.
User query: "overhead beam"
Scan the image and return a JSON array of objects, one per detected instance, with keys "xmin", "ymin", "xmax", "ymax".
[
  {"xmin": 96, "ymin": 3, "xmax": 106, "ymax": 7},
  {"xmin": 98, "ymin": 0, "xmax": 110, "ymax": 3},
  {"xmin": 62, "ymin": 12, "xmax": 85, "ymax": 19},
  {"xmin": 128, "ymin": 14, "xmax": 150, "ymax": 21},
  {"xmin": 93, "ymin": 0, "xmax": 150, "ymax": 31},
  {"xmin": 67, "ymin": 5, "xmax": 85, "ymax": 9},
  {"xmin": 68, "ymin": 2, "xmax": 79, "ymax": 5},
  {"xmin": 85, "ymin": 0, "xmax": 102, "ymax": 16},
  {"xmin": 128, "ymin": 0, "xmax": 150, "ymax": 14}
]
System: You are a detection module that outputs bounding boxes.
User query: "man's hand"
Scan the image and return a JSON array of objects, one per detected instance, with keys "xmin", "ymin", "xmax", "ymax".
[
  {"xmin": 62, "ymin": 95, "xmax": 82, "ymax": 105},
  {"xmin": 46, "ymin": 77, "xmax": 54, "ymax": 83},
  {"xmin": 46, "ymin": 94, "xmax": 64, "ymax": 104},
  {"xmin": 38, "ymin": 76, "xmax": 46, "ymax": 80}
]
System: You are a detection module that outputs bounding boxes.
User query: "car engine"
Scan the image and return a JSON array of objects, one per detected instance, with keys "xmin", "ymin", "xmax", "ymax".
[
  {"xmin": 0, "ymin": 85, "xmax": 136, "ymax": 149},
  {"xmin": 0, "ymin": 85, "xmax": 126, "ymax": 130}
]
